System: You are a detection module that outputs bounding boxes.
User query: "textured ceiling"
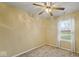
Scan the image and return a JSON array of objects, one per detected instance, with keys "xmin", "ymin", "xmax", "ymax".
[{"xmin": 3, "ymin": 2, "xmax": 79, "ymax": 19}]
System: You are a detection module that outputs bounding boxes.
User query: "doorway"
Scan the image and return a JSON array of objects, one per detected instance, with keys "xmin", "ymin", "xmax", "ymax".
[{"xmin": 58, "ymin": 18, "xmax": 75, "ymax": 52}]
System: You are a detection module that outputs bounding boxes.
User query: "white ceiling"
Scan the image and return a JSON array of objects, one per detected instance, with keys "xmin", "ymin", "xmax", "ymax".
[{"xmin": 3, "ymin": 2, "xmax": 79, "ymax": 18}]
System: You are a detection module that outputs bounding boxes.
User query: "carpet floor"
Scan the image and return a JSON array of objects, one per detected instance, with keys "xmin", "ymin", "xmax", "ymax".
[{"xmin": 18, "ymin": 45, "xmax": 79, "ymax": 57}]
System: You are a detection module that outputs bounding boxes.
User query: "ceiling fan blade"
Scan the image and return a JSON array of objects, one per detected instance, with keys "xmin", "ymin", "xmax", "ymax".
[
  {"xmin": 49, "ymin": 12, "xmax": 53, "ymax": 16},
  {"xmin": 38, "ymin": 11, "xmax": 44, "ymax": 15},
  {"xmin": 53, "ymin": 7, "xmax": 65, "ymax": 10},
  {"xmin": 33, "ymin": 3, "xmax": 44, "ymax": 7}
]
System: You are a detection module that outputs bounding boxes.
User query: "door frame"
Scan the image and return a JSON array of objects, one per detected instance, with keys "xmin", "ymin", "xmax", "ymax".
[{"xmin": 57, "ymin": 17, "xmax": 75, "ymax": 52}]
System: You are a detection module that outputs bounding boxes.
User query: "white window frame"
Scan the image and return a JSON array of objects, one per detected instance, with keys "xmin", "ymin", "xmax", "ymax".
[{"xmin": 57, "ymin": 17, "xmax": 75, "ymax": 52}]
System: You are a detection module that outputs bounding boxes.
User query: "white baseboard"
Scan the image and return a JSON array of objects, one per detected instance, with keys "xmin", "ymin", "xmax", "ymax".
[
  {"xmin": 12, "ymin": 43, "xmax": 45, "ymax": 57},
  {"xmin": 47, "ymin": 43, "xmax": 72, "ymax": 52},
  {"xmin": 46, "ymin": 43, "xmax": 58, "ymax": 48},
  {"xmin": 12, "ymin": 43, "xmax": 78, "ymax": 57}
]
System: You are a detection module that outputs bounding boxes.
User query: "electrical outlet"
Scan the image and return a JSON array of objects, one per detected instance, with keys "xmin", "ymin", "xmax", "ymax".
[{"xmin": 0, "ymin": 51, "xmax": 7, "ymax": 57}]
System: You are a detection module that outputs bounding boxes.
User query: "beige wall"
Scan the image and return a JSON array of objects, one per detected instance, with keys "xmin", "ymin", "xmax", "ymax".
[
  {"xmin": 0, "ymin": 3, "xmax": 45, "ymax": 56},
  {"xmin": 74, "ymin": 12, "xmax": 79, "ymax": 53},
  {"xmin": 45, "ymin": 17, "xmax": 58, "ymax": 46},
  {"xmin": 46, "ymin": 11, "xmax": 79, "ymax": 53},
  {"xmin": 0, "ymin": 3, "xmax": 79, "ymax": 57}
]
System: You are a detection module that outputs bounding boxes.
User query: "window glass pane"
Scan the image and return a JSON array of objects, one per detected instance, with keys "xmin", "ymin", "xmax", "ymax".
[{"xmin": 60, "ymin": 20, "xmax": 72, "ymax": 41}]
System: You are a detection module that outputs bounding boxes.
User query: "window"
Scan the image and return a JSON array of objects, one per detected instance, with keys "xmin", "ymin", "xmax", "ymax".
[{"xmin": 59, "ymin": 19, "xmax": 72, "ymax": 41}]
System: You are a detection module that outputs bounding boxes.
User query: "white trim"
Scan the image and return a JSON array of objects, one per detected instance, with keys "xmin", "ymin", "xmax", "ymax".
[
  {"xmin": 57, "ymin": 18, "xmax": 75, "ymax": 52},
  {"xmin": 71, "ymin": 18, "xmax": 75, "ymax": 52},
  {"xmin": 47, "ymin": 44, "xmax": 60, "ymax": 48},
  {"xmin": 60, "ymin": 47, "xmax": 73, "ymax": 52},
  {"xmin": 47, "ymin": 44, "xmax": 72, "ymax": 52},
  {"xmin": 12, "ymin": 43, "xmax": 45, "ymax": 57},
  {"xmin": 57, "ymin": 19, "xmax": 61, "ymax": 47}
]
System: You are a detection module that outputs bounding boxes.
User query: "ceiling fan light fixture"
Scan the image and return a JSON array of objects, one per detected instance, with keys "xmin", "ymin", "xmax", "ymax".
[
  {"xmin": 53, "ymin": 4, "xmax": 57, "ymax": 7},
  {"xmin": 45, "ymin": 8, "xmax": 52, "ymax": 13},
  {"xmin": 45, "ymin": 9, "xmax": 49, "ymax": 13},
  {"xmin": 33, "ymin": 2, "xmax": 65, "ymax": 16}
]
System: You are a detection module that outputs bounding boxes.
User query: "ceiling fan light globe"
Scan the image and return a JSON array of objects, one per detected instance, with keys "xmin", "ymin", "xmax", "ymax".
[
  {"xmin": 45, "ymin": 9, "xmax": 49, "ymax": 13},
  {"xmin": 49, "ymin": 9, "xmax": 52, "ymax": 12}
]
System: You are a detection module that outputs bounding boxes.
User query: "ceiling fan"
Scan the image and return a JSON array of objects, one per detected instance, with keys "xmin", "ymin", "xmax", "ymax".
[{"xmin": 33, "ymin": 2, "xmax": 65, "ymax": 16}]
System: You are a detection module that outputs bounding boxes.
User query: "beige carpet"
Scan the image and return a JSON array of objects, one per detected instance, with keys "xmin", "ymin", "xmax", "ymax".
[{"xmin": 18, "ymin": 45, "xmax": 79, "ymax": 57}]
